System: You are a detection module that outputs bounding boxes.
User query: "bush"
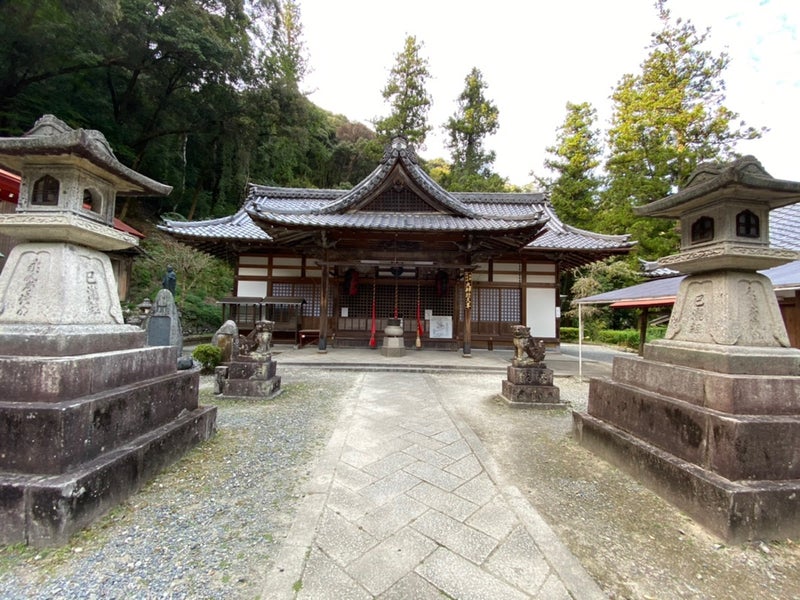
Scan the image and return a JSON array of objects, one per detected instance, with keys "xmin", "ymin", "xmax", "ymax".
[
  {"xmin": 596, "ymin": 329, "xmax": 639, "ymax": 348},
  {"xmin": 560, "ymin": 326, "xmax": 667, "ymax": 350},
  {"xmin": 595, "ymin": 327, "xmax": 668, "ymax": 350},
  {"xmin": 560, "ymin": 327, "xmax": 579, "ymax": 342},
  {"xmin": 181, "ymin": 293, "xmax": 224, "ymax": 334},
  {"xmin": 192, "ymin": 344, "xmax": 222, "ymax": 373}
]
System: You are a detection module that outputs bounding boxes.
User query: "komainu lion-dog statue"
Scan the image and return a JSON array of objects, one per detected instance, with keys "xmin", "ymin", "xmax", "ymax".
[{"xmin": 511, "ymin": 324, "xmax": 546, "ymax": 366}]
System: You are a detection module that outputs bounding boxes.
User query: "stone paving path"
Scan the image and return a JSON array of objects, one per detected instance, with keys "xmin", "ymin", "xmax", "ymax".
[{"xmin": 262, "ymin": 372, "xmax": 605, "ymax": 599}]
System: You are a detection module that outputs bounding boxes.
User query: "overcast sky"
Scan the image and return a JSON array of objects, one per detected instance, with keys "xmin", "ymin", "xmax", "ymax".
[{"xmin": 298, "ymin": 0, "xmax": 799, "ymax": 187}]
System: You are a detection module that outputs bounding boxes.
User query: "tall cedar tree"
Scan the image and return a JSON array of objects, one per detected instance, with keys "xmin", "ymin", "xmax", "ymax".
[
  {"xmin": 543, "ymin": 101, "xmax": 602, "ymax": 230},
  {"xmin": 600, "ymin": 0, "xmax": 763, "ymax": 259},
  {"xmin": 374, "ymin": 35, "xmax": 432, "ymax": 147},
  {"xmin": 443, "ymin": 67, "xmax": 505, "ymax": 192}
]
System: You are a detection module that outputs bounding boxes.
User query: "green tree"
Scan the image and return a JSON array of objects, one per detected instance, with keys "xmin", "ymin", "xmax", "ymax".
[
  {"xmin": 374, "ymin": 35, "xmax": 432, "ymax": 147},
  {"xmin": 600, "ymin": 0, "xmax": 763, "ymax": 258},
  {"xmin": 566, "ymin": 259, "xmax": 642, "ymax": 333},
  {"xmin": 276, "ymin": 0, "xmax": 307, "ymax": 85},
  {"xmin": 543, "ymin": 101, "xmax": 603, "ymax": 230},
  {"xmin": 0, "ymin": 0, "xmax": 382, "ymax": 221},
  {"xmin": 444, "ymin": 67, "xmax": 499, "ymax": 179}
]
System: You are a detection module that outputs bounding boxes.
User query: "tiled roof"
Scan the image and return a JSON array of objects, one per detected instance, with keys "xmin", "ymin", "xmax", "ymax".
[
  {"xmin": 162, "ymin": 193, "xmax": 632, "ymax": 252},
  {"xmin": 159, "ymin": 210, "xmax": 271, "ymax": 242},
  {"xmin": 245, "ymin": 209, "xmax": 543, "ymax": 231},
  {"xmin": 160, "ymin": 137, "xmax": 633, "ymax": 259},
  {"xmin": 526, "ymin": 203, "xmax": 634, "ymax": 251},
  {"xmin": 769, "ymin": 203, "xmax": 800, "ymax": 250}
]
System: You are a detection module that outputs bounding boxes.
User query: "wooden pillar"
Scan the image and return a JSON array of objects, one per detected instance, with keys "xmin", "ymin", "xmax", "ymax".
[
  {"xmin": 463, "ymin": 271, "xmax": 472, "ymax": 357},
  {"xmin": 638, "ymin": 306, "xmax": 649, "ymax": 356},
  {"xmin": 318, "ymin": 264, "xmax": 329, "ymax": 352}
]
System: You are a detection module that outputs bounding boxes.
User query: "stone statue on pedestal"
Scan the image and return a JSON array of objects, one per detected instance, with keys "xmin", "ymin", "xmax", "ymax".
[{"xmin": 162, "ymin": 265, "xmax": 177, "ymax": 295}]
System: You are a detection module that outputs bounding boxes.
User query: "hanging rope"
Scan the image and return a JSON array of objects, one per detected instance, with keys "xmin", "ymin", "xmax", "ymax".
[
  {"xmin": 416, "ymin": 276, "xmax": 423, "ymax": 349},
  {"xmin": 369, "ymin": 275, "xmax": 377, "ymax": 348},
  {"xmin": 393, "ymin": 271, "xmax": 399, "ymax": 319}
]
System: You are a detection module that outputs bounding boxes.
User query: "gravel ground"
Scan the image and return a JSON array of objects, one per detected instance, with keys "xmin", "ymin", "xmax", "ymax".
[
  {"xmin": 0, "ymin": 369, "xmax": 357, "ymax": 600},
  {"xmin": 1, "ymin": 369, "xmax": 798, "ymax": 600}
]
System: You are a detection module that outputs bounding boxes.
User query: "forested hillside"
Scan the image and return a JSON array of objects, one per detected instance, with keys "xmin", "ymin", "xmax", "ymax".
[{"xmin": 0, "ymin": 0, "xmax": 386, "ymax": 222}]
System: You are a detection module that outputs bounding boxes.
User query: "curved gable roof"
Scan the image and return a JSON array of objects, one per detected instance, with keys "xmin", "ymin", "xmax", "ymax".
[
  {"xmin": 160, "ymin": 138, "xmax": 633, "ymax": 266},
  {"xmin": 304, "ymin": 138, "xmax": 483, "ymax": 218}
]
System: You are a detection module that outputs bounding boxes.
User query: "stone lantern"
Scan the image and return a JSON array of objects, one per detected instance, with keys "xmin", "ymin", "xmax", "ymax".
[
  {"xmin": 0, "ymin": 116, "xmax": 216, "ymax": 547},
  {"xmin": 574, "ymin": 157, "xmax": 800, "ymax": 543},
  {"xmin": 0, "ymin": 114, "xmax": 170, "ymax": 353},
  {"xmin": 638, "ymin": 155, "xmax": 800, "ymax": 367}
]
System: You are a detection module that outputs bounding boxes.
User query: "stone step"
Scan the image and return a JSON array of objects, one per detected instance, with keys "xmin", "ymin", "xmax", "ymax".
[
  {"xmin": 0, "ymin": 404, "xmax": 216, "ymax": 546},
  {"xmin": 0, "ymin": 369, "xmax": 200, "ymax": 474}
]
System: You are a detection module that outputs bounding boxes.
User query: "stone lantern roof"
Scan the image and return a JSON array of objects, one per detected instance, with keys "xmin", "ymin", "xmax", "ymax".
[
  {"xmin": 0, "ymin": 115, "xmax": 171, "ymax": 196},
  {"xmin": 636, "ymin": 156, "xmax": 800, "ymax": 273},
  {"xmin": 0, "ymin": 115, "xmax": 171, "ymax": 251},
  {"xmin": 636, "ymin": 155, "xmax": 800, "ymax": 218}
]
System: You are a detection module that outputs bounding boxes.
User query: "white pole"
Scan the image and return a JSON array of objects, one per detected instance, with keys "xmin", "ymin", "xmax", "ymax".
[{"xmin": 578, "ymin": 303, "xmax": 583, "ymax": 379}]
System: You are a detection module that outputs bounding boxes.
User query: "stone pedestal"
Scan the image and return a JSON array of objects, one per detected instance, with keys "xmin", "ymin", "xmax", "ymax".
[
  {"xmin": 381, "ymin": 320, "xmax": 406, "ymax": 357},
  {"xmin": 574, "ymin": 352, "xmax": 800, "ymax": 542},
  {"xmin": 0, "ymin": 329, "xmax": 217, "ymax": 546},
  {"xmin": 215, "ymin": 356, "xmax": 281, "ymax": 399},
  {"xmin": 501, "ymin": 364, "xmax": 563, "ymax": 408}
]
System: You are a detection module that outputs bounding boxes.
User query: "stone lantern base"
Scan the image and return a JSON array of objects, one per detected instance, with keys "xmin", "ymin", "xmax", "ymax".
[
  {"xmin": 0, "ymin": 344, "xmax": 217, "ymax": 547},
  {"xmin": 573, "ymin": 350, "xmax": 800, "ymax": 543}
]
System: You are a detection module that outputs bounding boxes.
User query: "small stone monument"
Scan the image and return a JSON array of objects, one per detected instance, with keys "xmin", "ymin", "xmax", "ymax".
[
  {"xmin": 501, "ymin": 325, "xmax": 562, "ymax": 407},
  {"xmin": 0, "ymin": 115, "xmax": 216, "ymax": 546},
  {"xmin": 214, "ymin": 320, "xmax": 281, "ymax": 398},
  {"xmin": 381, "ymin": 318, "xmax": 406, "ymax": 357},
  {"xmin": 573, "ymin": 157, "xmax": 800, "ymax": 542},
  {"xmin": 147, "ymin": 288, "xmax": 183, "ymax": 349}
]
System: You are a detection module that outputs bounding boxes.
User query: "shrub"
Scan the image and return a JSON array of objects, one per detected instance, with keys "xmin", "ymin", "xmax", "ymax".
[
  {"xmin": 181, "ymin": 293, "xmax": 223, "ymax": 333},
  {"xmin": 192, "ymin": 344, "xmax": 222, "ymax": 373},
  {"xmin": 560, "ymin": 327, "xmax": 579, "ymax": 342},
  {"xmin": 560, "ymin": 326, "xmax": 667, "ymax": 349},
  {"xmin": 595, "ymin": 327, "xmax": 668, "ymax": 350},
  {"xmin": 596, "ymin": 329, "xmax": 639, "ymax": 348}
]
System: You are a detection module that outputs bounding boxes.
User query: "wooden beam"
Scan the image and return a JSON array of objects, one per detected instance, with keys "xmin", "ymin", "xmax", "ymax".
[{"xmin": 463, "ymin": 272, "xmax": 473, "ymax": 357}]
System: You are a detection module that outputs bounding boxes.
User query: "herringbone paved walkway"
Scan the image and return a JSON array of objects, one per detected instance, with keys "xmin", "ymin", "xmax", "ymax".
[{"xmin": 262, "ymin": 371, "xmax": 605, "ymax": 599}]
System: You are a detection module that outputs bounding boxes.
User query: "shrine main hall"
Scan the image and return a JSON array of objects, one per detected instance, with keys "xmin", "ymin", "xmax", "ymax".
[{"xmin": 161, "ymin": 138, "xmax": 632, "ymax": 353}]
